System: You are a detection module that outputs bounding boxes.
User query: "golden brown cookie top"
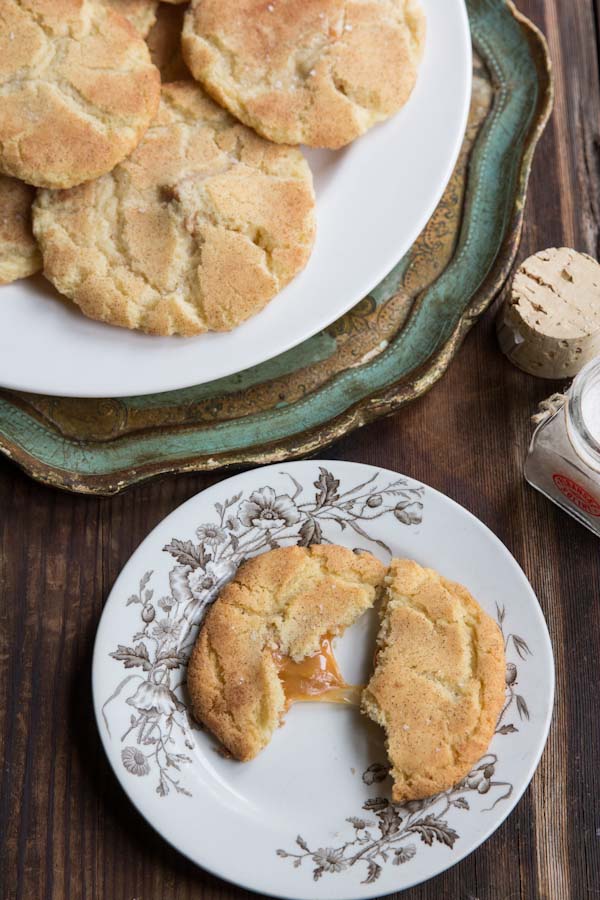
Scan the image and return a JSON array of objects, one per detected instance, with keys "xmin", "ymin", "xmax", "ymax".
[
  {"xmin": 187, "ymin": 544, "xmax": 386, "ymax": 760},
  {"xmin": 105, "ymin": 0, "xmax": 158, "ymax": 36},
  {"xmin": 33, "ymin": 81, "xmax": 316, "ymax": 335},
  {"xmin": 0, "ymin": 0, "xmax": 160, "ymax": 188},
  {"xmin": 362, "ymin": 559, "xmax": 506, "ymax": 803},
  {"xmin": 182, "ymin": 0, "xmax": 425, "ymax": 148},
  {"xmin": 0, "ymin": 174, "xmax": 41, "ymax": 284}
]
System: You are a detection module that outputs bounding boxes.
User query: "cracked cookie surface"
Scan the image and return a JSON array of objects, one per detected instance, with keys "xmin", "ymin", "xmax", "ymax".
[
  {"xmin": 33, "ymin": 81, "xmax": 316, "ymax": 335},
  {"xmin": 187, "ymin": 545, "xmax": 386, "ymax": 761},
  {"xmin": 182, "ymin": 0, "xmax": 425, "ymax": 149},
  {"xmin": 362, "ymin": 559, "xmax": 505, "ymax": 803},
  {"xmin": 0, "ymin": 174, "xmax": 41, "ymax": 283},
  {"xmin": 105, "ymin": 0, "xmax": 158, "ymax": 37},
  {"xmin": 0, "ymin": 0, "xmax": 160, "ymax": 188}
]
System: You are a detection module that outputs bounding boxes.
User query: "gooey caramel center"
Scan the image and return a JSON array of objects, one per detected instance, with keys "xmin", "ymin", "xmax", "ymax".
[{"xmin": 272, "ymin": 634, "xmax": 362, "ymax": 708}]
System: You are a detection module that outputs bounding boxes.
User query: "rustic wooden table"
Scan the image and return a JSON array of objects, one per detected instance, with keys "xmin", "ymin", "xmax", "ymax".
[{"xmin": 1, "ymin": 1, "xmax": 599, "ymax": 898}]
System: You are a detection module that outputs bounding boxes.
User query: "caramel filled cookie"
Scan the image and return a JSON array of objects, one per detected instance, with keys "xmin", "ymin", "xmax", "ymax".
[{"xmin": 187, "ymin": 545, "xmax": 385, "ymax": 760}]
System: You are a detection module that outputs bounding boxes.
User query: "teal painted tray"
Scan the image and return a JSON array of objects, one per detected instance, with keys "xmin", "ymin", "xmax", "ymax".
[{"xmin": 0, "ymin": 0, "xmax": 552, "ymax": 495}]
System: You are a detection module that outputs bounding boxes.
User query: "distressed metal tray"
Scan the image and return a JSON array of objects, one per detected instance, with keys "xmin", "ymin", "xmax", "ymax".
[{"xmin": 0, "ymin": 0, "xmax": 552, "ymax": 495}]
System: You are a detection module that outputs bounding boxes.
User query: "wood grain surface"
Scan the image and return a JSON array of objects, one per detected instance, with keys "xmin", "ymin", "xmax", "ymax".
[{"xmin": 1, "ymin": 1, "xmax": 599, "ymax": 898}]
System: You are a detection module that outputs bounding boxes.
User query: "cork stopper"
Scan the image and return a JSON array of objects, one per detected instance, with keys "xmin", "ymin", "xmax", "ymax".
[{"xmin": 497, "ymin": 248, "xmax": 600, "ymax": 378}]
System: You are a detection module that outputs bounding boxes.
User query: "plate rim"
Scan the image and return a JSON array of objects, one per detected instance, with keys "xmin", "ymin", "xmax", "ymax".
[
  {"xmin": 92, "ymin": 459, "xmax": 555, "ymax": 900},
  {"xmin": 0, "ymin": 0, "xmax": 472, "ymax": 398}
]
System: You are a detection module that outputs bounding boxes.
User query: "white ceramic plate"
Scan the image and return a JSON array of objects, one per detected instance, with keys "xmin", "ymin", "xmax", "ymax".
[
  {"xmin": 93, "ymin": 461, "xmax": 554, "ymax": 899},
  {"xmin": 0, "ymin": 0, "xmax": 471, "ymax": 398}
]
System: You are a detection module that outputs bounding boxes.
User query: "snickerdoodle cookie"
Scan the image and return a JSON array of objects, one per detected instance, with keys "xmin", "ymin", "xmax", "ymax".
[
  {"xmin": 362, "ymin": 559, "xmax": 505, "ymax": 803},
  {"xmin": 187, "ymin": 545, "xmax": 386, "ymax": 761},
  {"xmin": 146, "ymin": 2, "xmax": 189, "ymax": 82},
  {"xmin": 106, "ymin": 0, "xmax": 158, "ymax": 36},
  {"xmin": 182, "ymin": 0, "xmax": 425, "ymax": 149},
  {"xmin": 0, "ymin": 174, "xmax": 41, "ymax": 284},
  {"xmin": 33, "ymin": 81, "xmax": 316, "ymax": 335},
  {"xmin": 0, "ymin": 0, "xmax": 160, "ymax": 189}
]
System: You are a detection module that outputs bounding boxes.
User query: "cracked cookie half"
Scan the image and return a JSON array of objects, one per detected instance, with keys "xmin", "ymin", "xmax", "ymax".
[
  {"xmin": 187, "ymin": 545, "xmax": 386, "ymax": 761},
  {"xmin": 362, "ymin": 559, "xmax": 505, "ymax": 803},
  {"xmin": 33, "ymin": 81, "xmax": 316, "ymax": 335}
]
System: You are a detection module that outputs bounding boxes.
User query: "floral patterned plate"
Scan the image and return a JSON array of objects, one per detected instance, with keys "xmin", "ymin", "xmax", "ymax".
[{"xmin": 92, "ymin": 461, "xmax": 554, "ymax": 899}]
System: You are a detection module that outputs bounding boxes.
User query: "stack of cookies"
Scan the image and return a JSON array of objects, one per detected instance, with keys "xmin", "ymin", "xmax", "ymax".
[{"xmin": 0, "ymin": 0, "xmax": 425, "ymax": 336}]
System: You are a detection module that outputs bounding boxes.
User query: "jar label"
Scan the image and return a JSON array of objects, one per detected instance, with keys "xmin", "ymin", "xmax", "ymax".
[{"xmin": 552, "ymin": 473, "xmax": 600, "ymax": 517}]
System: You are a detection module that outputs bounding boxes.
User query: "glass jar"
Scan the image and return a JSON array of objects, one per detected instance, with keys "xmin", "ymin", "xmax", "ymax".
[{"xmin": 525, "ymin": 357, "xmax": 600, "ymax": 536}]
